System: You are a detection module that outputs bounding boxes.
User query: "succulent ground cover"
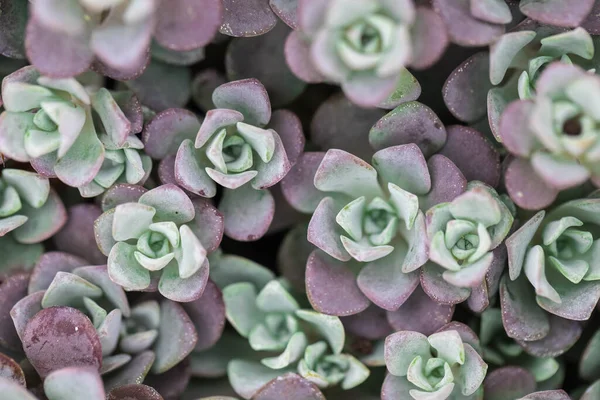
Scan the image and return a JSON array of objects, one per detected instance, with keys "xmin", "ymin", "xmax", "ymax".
[{"xmin": 3, "ymin": 0, "xmax": 600, "ymax": 399}]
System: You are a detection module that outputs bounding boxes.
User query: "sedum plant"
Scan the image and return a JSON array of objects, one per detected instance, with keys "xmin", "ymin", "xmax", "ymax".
[
  {"xmin": 94, "ymin": 184, "xmax": 223, "ymax": 302},
  {"xmin": 0, "ymin": 66, "xmax": 145, "ymax": 191},
  {"xmin": 281, "ymin": 145, "xmax": 466, "ymax": 315},
  {"xmin": 383, "ymin": 324, "xmax": 488, "ymax": 400},
  {"xmin": 505, "ymin": 195, "xmax": 600, "ymax": 320},
  {"xmin": 423, "ymin": 181, "xmax": 514, "ymax": 304},
  {"xmin": 499, "ymin": 63, "xmax": 600, "ymax": 207},
  {"xmin": 26, "ymin": 0, "xmax": 223, "ymax": 79},
  {"xmin": 286, "ymin": 0, "xmax": 447, "ymax": 107},
  {"xmin": 174, "ymin": 78, "xmax": 302, "ymax": 241},
  {"xmin": 223, "ymin": 279, "xmax": 369, "ymax": 399}
]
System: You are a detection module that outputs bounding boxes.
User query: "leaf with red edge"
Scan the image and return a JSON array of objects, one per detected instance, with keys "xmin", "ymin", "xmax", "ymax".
[
  {"xmin": 104, "ymin": 351, "xmax": 156, "ymax": 392},
  {"xmin": 267, "ymin": 110, "xmax": 304, "ymax": 165},
  {"xmin": 305, "ymin": 250, "xmax": 370, "ymax": 316},
  {"xmin": 9, "ymin": 291, "xmax": 43, "ymax": 344},
  {"xmin": 154, "ymin": 0, "xmax": 222, "ymax": 51},
  {"xmin": 220, "ymin": 0, "xmax": 277, "ymax": 37},
  {"xmin": 0, "ymin": 273, "xmax": 29, "ymax": 351},
  {"xmin": 142, "ymin": 108, "xmax": 201, "ymax": 160},
  {"xmin": 182, "ymin": 280, "xmax": 226, "ymax": 351},
  {"xmin": 386, "ymin": 286, "xmax": 455, "ymax": 336},
  {"xmin": 0, "ymin": 352, "xmax": 25, "ymax": 386},
  {"xmin": 22, "ymin": 306, "xmax": 102, "ymax": 378},
  {"xmin": 483, "ymin": 367, "xmax": 536, "ymax": 400},
  {"xmin": 420, "ymin": 262, "xmax": 471, "ymax": 305},
  {"xmin": 439, "ymin": 125, "xmax": 501, "ymax": 188},
  {"xmin": 101, "ymin": 184, "xmax": 148, "ymax": 212},
  {"xmin": 213, "ymin": 79, "xmax": 272, "ymax": 127},
  {"xmin": 53, "ymin": 205, "xmax": 105, "ymax": 265}
]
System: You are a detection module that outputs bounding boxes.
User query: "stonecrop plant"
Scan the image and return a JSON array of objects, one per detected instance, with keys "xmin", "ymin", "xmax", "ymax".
[{"xmin": 2, "ymin": 1, "xmax": 600, "ymax": 399}]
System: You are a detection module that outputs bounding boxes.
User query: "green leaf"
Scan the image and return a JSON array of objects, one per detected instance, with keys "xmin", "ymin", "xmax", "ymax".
[
  {"xmin": 223, "ymin": 282, "xmax": 263, "ymax": 337},
  {"xmin": 295, "ymin": 310, "xmax": 345, "ymax": 354},
  {"xmin": 261, "ymin": 331, "xmax": 307, "ymax": 369},
  {"xmin": 256, "ymin": 280, "xmax": 299, "ymax": 313}
]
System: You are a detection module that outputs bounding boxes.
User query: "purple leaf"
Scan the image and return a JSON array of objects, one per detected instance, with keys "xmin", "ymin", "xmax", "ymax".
[
  {"xmin": 182, "ymin": 280, "xmax": 226, "ymax": 351},
  {"xmin": 53, "ymin": 205, "xmax": 106, "ymax": 265},
  {"xmin": 191, "ymin": 69, "xmax": 227, "ymax": 112},
  {"xmin": 253, "ymin": 373, "xmax": 326, "ymax": 400},
  {"xmin": 212, "ymin": 79, "xmax": 271, "ymax": 126},
  {"xmin": 498, "ymin": 100, "xmax": 536, "ymax": 157},
  {"xmin": 220, "ymin": 0, "xmax": 277, "ymax": 37},
  {"xmin": 104, "ymin": 351, "xmax": 155, "ymax": 391},
  {"xmin": 420, "ymin": 155, "xmax": 467, "ymax": 210},
  {"xmin": 386, "ymin": 286, "xmax": 455, "ymax": 336},
  {"xmin": 484, "ymin": 367, "xmax": 536, "ymax": 400},
  {"xmin": 25, "ymin": 17, "xmax": 93, "ymax": 78},
  {"xmin": 311, "ymin": 93, "xmax": 385, "ymax": 162},
  {"xmin": 420, "ymin": 262, "xmax": 471, "ymax": 305},
  {"xmin": 146, "ymin": 359, "xmax": 191, "ymax": 400},
  {"xmin": 277, "ymin": 223, "xmax": 312, "ymax": 293},
  {"xmin": 219, "ymin": 186, "xmax": 274, "ymax": 241},
  {"xmin": 517, "ymin": 315, "xmax": 582, "ymax": 357},
  {"xmin": 27, "ymin": 252, "xmax": 88, "ymax": 294},
  {"xmin": 443, "ymin": 52, "xmax": 492, "ymax": 123},
  {"xmin": 270, "ymin": 0, "xmax": 298, "ymax": 29},
  {"xmin": 267, "ymin": 110, "xmax": 304, "ymax": 165},
  {"xmin": 409, "ymin": 6, "xmax": 449, "ymax": 69},
  {"xmin": 90, "ymin": 52, "xmax": 150, "ymax": 81},
  {"xmin": 280, "ymin": 152, "xmax": 326, "ymax": 213},
  {"xmin": 285, "ymin": 31, "xmax": 324, "ymax": 83},
  {"xmin": 188, "ymin": 198, "xmax": 224, "ymax": 253},
  {"xmin": 124, "ymin": 60, "xmax": 191, "ymax": 112},
  {"xmin": 439, "ymin": 125, "xmax": 501, "ymax": 187},
  {"xmin": 520, "ymin": 0, "xmax": 594, "ymax": 28},
  {"xmin": 369, "ymin": 101, "xmax": 446, "ymax": 159},
  {"xmin": 101, "ymin": 184, "xmax": 148, "ymax": 212},
  {"xmin": 9, "ymin": 291, "xmax": 43, "ymax": 344},
  {"xmin": 0, "ymin": 273, "xmax": 29, "ymax": 351},
  {"xmin": 152, "ymin": 300, "xmax": 198, "ymax": 374},
  {"xmin": 158, "ymin": 259, "xmax": 209, "ymax": 302},
  {"xmin": 341, "ymin": 304, "xmax": 393, "ymax": 340},
  {"xmin": 504, "ymin": 157, "xmax": 558, "ymax": 210},
  {"xmin": 143, "ymin": 108, "xmax": 201, "ymax": 160},
  {"xmin": 433, "ymin": 0, "xmax": 505, "ymax": 46},
  {"xmin": 500, "ymin": 274, "xmax": 550, "ymax": 342},
  {"xmin": 226, "ymin": 23, "xmax": 306, "ymax": 107},
  {"xmin": 305, "ymin": 250, "xmax": 370, "ymax": 316},
  {"xmin": 107, "ymin": 384, "xmax": 164, "ymax": 400},
  {"xmin": 23, "ymin": 306, "xmax": 102, "ymax": 378},
  {"xmin": 154, "ymin": 0, "xmax": 222, "ymax": 51}
]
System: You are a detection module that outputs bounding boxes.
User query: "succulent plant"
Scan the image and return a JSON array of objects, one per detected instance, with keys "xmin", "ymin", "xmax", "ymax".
[
  {"xmin": 26, "ymin": 0, "xmax": 223, "ymax": 79},
  {"xmin": 422, "ymin": 181, "xmax": 514, "ymax": 304},
  {"xmin": 94, "ymin": 184, "xmax": 224, "ymax": 302},
  {"xmin": 281, "ymin": 145, "xmax": 466, "ymax": 315},
  {"xmin": 478, "ymin": 308, "xmax": 562, "ymax": 389},
  {"xmin": 223, "ymin": 279, "xmax": 369, "ymax": 398},
  {"xmin": 174, "ymin": 78, "xmax": 303, "ymax": 241},
  {"xmin": 505, "ymin": 195, "xmax": 600, "ymax": 321},
  {"xmin": 499, "ymin": 63, "xmax": 600, "ymax": 208},
  {"xmin": 382, "ymin": 324, "xmax": 488, "ymax": 400},
  {"xmin": 286, "ymin": 0, "xmax": 448, "ymax": 107},
  {"xmin": 0, "ymin": 66, "xmax": 144, "ymax": 189}
]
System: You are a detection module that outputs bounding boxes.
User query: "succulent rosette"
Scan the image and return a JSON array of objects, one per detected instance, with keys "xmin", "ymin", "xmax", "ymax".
[
  {"xmin": 223, "ymin": 279, "xmax": 369, "ymax": 399},
  {"xmin": 499, "ymin": 63, "xmax": 600, "ymax": 209},
  {"xmin": 382, "ymin": 323, "xmax": 488, "ymax": 400},
  {"xmin": 478, "ymin": 308, "xmax": 563, "ymax": 390},
  {"xmin": 444, "ymin": 25, "xmax": 598, "ymax": 169},
  {"xmin": 0, "ymin": 66, "xmax": 144, "ymax": 190},
  {"xmin": 174, "ymin": 78, "xmax": 303, "ymax": 241},
  {"xmin": 94, "ymin": 184, "xmax": 224, "ymax": 302},
  {"xmin": 422, "ymin": 181, "xmax": 514, "ymax": 305},
  {"xmin": 286, "ymin": 0, "xmax": 448, "ymax": 107},
  {"xmin": 281, "ymin": 145, "xmax": 467, "ymax": 316},
  {"xmin": 26, "ymin": 0, "xmax": 223, "ymax": 79}
]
